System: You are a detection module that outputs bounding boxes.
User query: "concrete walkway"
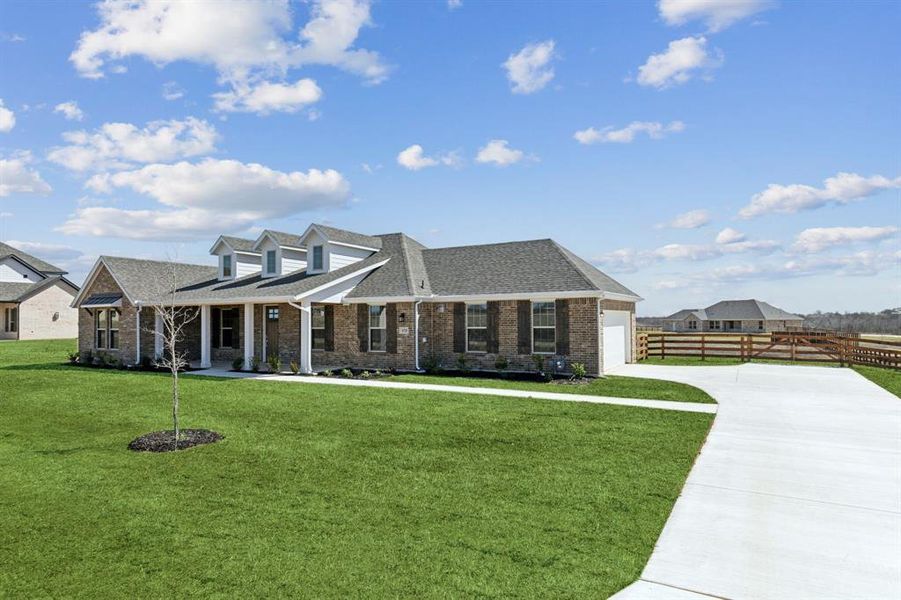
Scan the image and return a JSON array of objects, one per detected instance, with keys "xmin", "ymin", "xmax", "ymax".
[
  {"xmin": 609, "ymin": 363, "xmax": 901, "ymax": 600},
  {"xmin": 184, "ymin": 367, "xmax": 717, "ymax": 414}
]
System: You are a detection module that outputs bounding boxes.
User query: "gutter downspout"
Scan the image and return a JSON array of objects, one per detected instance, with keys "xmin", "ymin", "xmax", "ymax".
[
  {"xmin": 413, "ymin": 300, "xmax": 422, "ymax": 371},
  {"xmin": 135, "ymin": 303, "xmax": 141, "ymax": 366}
]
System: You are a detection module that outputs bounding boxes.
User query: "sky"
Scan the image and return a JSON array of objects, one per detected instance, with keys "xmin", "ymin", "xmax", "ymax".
[{"xmin": 0, "ymin": 0, "xmax": 898, "ymax": 316}]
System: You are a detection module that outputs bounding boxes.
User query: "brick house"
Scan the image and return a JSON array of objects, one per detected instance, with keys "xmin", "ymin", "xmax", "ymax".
[
  {"xmin": 72, "ymin": 224, "xmax": 641, "ymax": 375},
  {"xmin": 664, "ymin": 299, "xmax": 804, "ymax": 333},
  {"xmin": 0, "ymin": 241, "xmax": 79, "ymax": 340}
]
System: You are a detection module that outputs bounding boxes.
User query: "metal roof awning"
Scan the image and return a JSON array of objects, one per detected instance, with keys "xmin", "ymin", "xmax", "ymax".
[{"xmin": 82, "ymin": 293, "xmax": 123, "ymax": 308}]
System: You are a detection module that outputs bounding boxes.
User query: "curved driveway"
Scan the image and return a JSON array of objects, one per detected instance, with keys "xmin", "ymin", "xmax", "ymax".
[{"xmin": 610, "ymin": 363, "xmax": 901, "ymax": 600}]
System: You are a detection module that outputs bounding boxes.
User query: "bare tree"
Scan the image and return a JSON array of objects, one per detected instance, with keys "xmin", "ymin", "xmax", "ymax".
[{"xmin": 144, "ymin": 262, "xmax": 199, "ymax": 450}]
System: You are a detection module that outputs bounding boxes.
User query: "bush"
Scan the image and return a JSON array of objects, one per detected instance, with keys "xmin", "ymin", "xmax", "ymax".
[
  {"xmin": 103, "ymin": 353, "xmax": 117, "ymax": 368},
  {"xmin": 340, "ymin": 368, "xmax": 353, "ymax": 378},
  {"xmin": 456, "ymin": 353, "xmax": 468, "ymax": 372},
  {"xmin": 67, "ymin": 351, "xmax": 79, "ymax": 364},
  {"xmin": 421, "ymin": 354, "xmax": 440, "ymax": 374},
  {"xmin": 531, "ymin": 354, "xmax": 545, "ymax": 373},
  {"xmin": 494, "ymin": 356, "xmax": 509, "ymax": 371},
  {"xmin": 374, "ymin": 369, "xmax": 383, "ymax": 378},
  {"xmin": 321, "ymin": 369, "xmax": 334, "ymax": 377},
  {"xmin": 289, "ymin": 360, "xmax": 300, "ymax": 375},
  {"xmin": 231, "ymin": 356, "xmax": 244, "ymax": 371},
  {"xmin": 571, "ymin": 362, "xmax": 587, "ymax": 379},
  {"xmin": 267, "ymin": 355, "xmax": 282, "ymax": 373},
  {"xmin": 360, "ymin": 370, "xmax": 371, "ymax": 379},
  {"xmin": 250, "ymin": 356, "xmax": 260, "ymax": 373}
]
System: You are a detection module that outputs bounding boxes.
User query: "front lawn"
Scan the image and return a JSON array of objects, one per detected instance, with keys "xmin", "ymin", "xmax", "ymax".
[
  {"xmin": 854, "ymin": 365, "xmax": 901, "ymax": 397},
  {"xmin": 390, "ymin": 372, "xmax": 716, "ymax": 404},
  {"xmin": 1, "ymin": 340, "xmax": 713, "ymax": 598}
]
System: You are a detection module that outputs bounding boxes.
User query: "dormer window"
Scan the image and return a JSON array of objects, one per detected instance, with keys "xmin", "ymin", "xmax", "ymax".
[
  {"xmin": 266, "ymin": 250, "xmax": 277, "ymax": 275},
  {"xmin": 312, "ymin": 245, "xmax": 323, "ymax": 270},
  {"xmin": 222, "ymin": 255, "xmax": 232, "ymax": 278}
]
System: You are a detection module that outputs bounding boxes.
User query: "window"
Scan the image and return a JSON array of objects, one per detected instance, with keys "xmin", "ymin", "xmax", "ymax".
[
  {"xmin": 688, "ymin": 320, "xmax": 698, "ymax": 330},
  {"xmin": 222, "ymin": 255, "xmax": 232, "ymax": 278},
  {"xmin": 311, "ymin": 306, "xmax": 326, "ymax": 351},
  {"xmin": 312, "ymin": 245, "xmax": 323, "ymax": 270},
  {"xmin": 369, "ymin": 304, "xmax": 386, "ymax": 352},
  {"xmin": 4, "ymin": 307, "xmax": 17, "ymax": 333},
  {"xmin": 266, "ymin": 250, "xmax": 277, "ymax": 274},
  {"xmin": 466, "ymin": 303, "xmax": 488, "ymax": 352},
  {"xmin": 532, "ymin": 301, "xmax": 556, "ymax": 354},
  {"xmin": 94, "ymin": 308, "xmax": 120, "ymax": 350},
  {"xmin": 220, "ymin": 308, "xmax": 236, "ymax": 348},
  {"xmin": 758, "ymin": 320, "xmax": 765, "ymax": 330},
  {"xmin": 267, "ymin": 306, "xmax": 279, "ymax": 321},
  {"xmin": 710, "ymin": 320, "xmax": 721, "ymax": 330}
]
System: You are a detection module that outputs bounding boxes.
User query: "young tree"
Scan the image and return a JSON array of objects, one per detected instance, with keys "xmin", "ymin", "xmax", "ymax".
[{"xmin": 145, "ymin": 263, "xmax": 199, "ymax": 450}]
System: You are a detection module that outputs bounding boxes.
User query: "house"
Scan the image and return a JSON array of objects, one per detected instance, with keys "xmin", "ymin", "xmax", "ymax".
[
  {"xmin": 71, "ymin": 224, "xmax": 641, "ymax": 375},
  {"xmin": 0, "ymin": 241, "xmax": 80, "ymax": 340},
  {"xmin": 664, "ymin": 299, "xmax": 804, "ymax": 333}
]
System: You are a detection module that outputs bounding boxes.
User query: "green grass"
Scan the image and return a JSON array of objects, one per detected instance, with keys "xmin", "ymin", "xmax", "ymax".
[
  {"xmin": 854, "ymin": 365, "xmax": 901, "ymax": 397},
  {"xmin": 1, "ymin": 340, "xmax": 712, "ymax": 598},
  {"xmin": 391, "ymin": 373, "xmax": 716, "ymax": 404}
]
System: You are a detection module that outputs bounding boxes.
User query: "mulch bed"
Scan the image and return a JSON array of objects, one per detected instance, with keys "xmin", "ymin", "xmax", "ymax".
[{"xmin": 128, "ymin": 429, "xmax": 223, "ymax": 452}]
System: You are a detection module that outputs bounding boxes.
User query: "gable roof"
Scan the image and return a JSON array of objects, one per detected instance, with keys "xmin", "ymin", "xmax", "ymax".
[
  {"xmin": 308, "ymin": 223, "xmax": 383, "ymax": 250},
  {"xmin": 345, "ymin": 233, "xmax": 430, "ymax": 299},
  {"xmin": 210, "ymin": 235, "xmax": 259, "ymax": 255},
  {"xmin": 666, "ymin": 300, "xmax": 803, "ymax": 321},
  {"xmin": 252, "ymin": 230, "xmax": 306, "ymax": 251},
  {"xmin": 665, "ymin": 309, "xmax": 707, "ymax": 321},
  {"xmin": 0, "ymin": 276, "xmax": 78, "ymax": 303},
  {"xmin": 0, "ymin": 241, "xmax": 66, "ymax": 275}
]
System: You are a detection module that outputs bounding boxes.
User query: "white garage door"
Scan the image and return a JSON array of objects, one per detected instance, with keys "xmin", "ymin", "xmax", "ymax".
[{"xmin": 603, "ymin": 310, "xmax": 632, "ymax": 372}]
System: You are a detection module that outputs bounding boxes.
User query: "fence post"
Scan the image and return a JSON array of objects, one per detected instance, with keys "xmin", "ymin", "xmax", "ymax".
[
  {"xmin": 661, "ymin": 335, "xmax": 666, "ymax": 360},
  {"xmin": 791, "ymin": 334, "xmax": 796, "ymax": 362},
  {"xmin": 701, "ymin": 334, "xmax": 706, "ymax": 361}
]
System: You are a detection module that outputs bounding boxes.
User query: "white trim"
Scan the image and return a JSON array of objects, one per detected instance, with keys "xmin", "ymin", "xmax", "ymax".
[
  {"xmin": 531, "ymin": 300, "xmax": 556, "ymax": 355},
  {"xmin": 346, "ymin": 290, "xmax": 606, "ymax": 304},
  {"xmin": 464, "ymin": 301, "xmax": 488, "ymax": 354},
  {"xmin": 293, "ymin": 259, "xmax": 390, "ymax": 300},
  {"xmin": 200, "ymin": 305, "xmax": 211, "ymax": 369},
  {"xmin": 367, "ymin": 303, "xmax": 387, "ymax": 353},
  {"xmin": 234, "ymin": 249, "xmax": 262, "ymax": 256},
  {"xmin": 328, "ymin": 239, "xmax": 380, "ymax": 252},
  {"xmin": 297, "ymin": 224, "xmax": 380, "ymax": 253},
  {"xmin": 603, "ymin": 291, "xmax": 644, "ymax": 303},
  {"xmin": 71, "ymin": 258, "xmax": 137, "ymax": 308},
  {"xmin": 243, "ymin": 302, "xmax": 254, "ymax": 370}
]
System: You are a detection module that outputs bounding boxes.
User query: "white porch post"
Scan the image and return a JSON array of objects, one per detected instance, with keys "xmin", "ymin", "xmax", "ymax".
[
  {"xmin": 200, "ymin": 304, "xmax": 211, "ymax": 369},
  {"xmin": 243, "ymin": 303, "xmax": 254, "ymax": 370},
  {"xmin": 154, "ymin": 311, "xmax": 163, "ymax": 359},
  {"xmin": 299, "ymin": 301, "xmax": 313, "ymax": 374}
]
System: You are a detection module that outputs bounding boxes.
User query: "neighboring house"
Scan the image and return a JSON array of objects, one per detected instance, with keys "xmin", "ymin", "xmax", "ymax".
[
  {"xmin": 0, "ymin": 242, "xmax": 80, "ymax": 340},
  {"xmin": 72, "ymin": 224, "xmax": 641, "ymax": 375},
  {"xmin": 664, "ymin": 299, "xmax": 805, "ymax": 333}
]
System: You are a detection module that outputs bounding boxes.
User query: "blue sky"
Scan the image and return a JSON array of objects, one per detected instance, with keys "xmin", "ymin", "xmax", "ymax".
[{"xmin": 0, "ymin": 0, "xmax": 898, "ymax": 315}]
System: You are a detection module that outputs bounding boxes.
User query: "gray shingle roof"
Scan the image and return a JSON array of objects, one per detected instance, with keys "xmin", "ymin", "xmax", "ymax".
[
  {"xmin": 667, "ymin": 300, "xmax": 803, "ymax": 321},
  {"xmin": 665, "ymin": 309, "xmax": 707, "ymax": 321},
  {"xmin": 420, "ymin": 239, "xmax": 638, "ymax": 297},
  {"xmin": 0, "ymin": 241, "xmax": 66, "ymax": 274},
  {"xmin": 220, "ymin": 236, "xmax": 258, "ymax": 253},
  {"xmin": 263, "ymin": 230, "xmax": 305, "ymax": 248},
  {"xmin": 0, "ymin": 282, "xmax": 36, "ymax": 302},
  {"xmin": 313, "ymin": 223, "xmax": 383, "ymax": 249},
  {"xmin": 100, "ymin": 257, "xmax": 218, "ymax": 303},
  {"xmin": 345, "ymin": 233, "xmax": 430, "ymax": 299}
]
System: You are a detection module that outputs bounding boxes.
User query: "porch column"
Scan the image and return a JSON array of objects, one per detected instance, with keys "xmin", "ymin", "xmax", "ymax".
[
  {"xmin": 200, "ymin": 305, "xmax": 211, "ymax": 369},
  {"xmin": 243, "ymin": 303, "xmax": 254, "ymax": 370},
  {"xmin": 299, "ymin": 301, "xmax": 313, "ymax": 374},
  {"xmin": 154, "ymin": 311, "xmax": 163, "ymax": 358}
]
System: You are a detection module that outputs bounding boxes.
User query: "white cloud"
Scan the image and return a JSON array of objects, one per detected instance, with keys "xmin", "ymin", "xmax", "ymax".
[
  {"xmin": 70, "ymin": 0, "xmax": 389, "ymax": 110},
  {"xmin": 448, "ymin": 0, "xmax": 463, "ymax": 9},
  {"xmin": 162, "ymin": 81, "xmax": 185, "ymax": 101},
  {"xmin": 792, "ymin": 226, "xmax": 899, "ymax": 253},
  {"xmin": 5, "ymin": 240, "xmax": 83, "ymax": 261},
  {"xmin": 575, "ymin": 120, "xmax": 685, "ymax": 144},
  {"xmin": 636, "ymin": 36, "xmax": 723, "ymax": 89},
  {"xmin": 396, "ymin": 144, "xmax": 460, "ymax": 171},
  {"xmin": 0, "ymin": 151, "xmax": 52, "ymax": 197},
  {"xmin": 738, "ymin": 172, "xmax": 901, "ymax": 219},
  {"xmin": 658, "ymin": 0, "xmax": 772, "ymax": 32},
  {"xmin": 60, "ymin": 158, "xmax": 350, "ymax": 240},
  {"xmin": 213, "ymin": 78, "xmax": 322, "ymax": 114},
  {"xmin": 53, "ymin": 101, "xmax": 85, "ymax": 121},
  {"xmin": 0, "ymin": 99, "xmax": 15, "ymax": 132},
  {"xmin": 656, "ymin": 209, "xmax": 710, "ymax": 230},
  {"xmin": 715, "ymin": 227, "xmax": 746, "ymax": 244},
  {"xmin": 0, "ymin": 211, "xmax": 12, "ymax": 218},
  {"xmin": 475, "ymin": 139, "xmax": 526, "ymax": 167},
  {"xmin": 47, "ymin": 117, "xmax": 218, "ymax": 172},
  {"xmin": 503, "ymin": 40, "xmax": 556, "ymax": 94},
  {"xmin": 1, "ymin": 33, "xmax": 26, "ymax": 43}
]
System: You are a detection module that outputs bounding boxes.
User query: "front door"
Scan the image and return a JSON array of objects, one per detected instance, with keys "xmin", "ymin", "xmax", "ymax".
[{"xmin": 264, "ymin": 305, "xmax": 279, "ymax": 360}]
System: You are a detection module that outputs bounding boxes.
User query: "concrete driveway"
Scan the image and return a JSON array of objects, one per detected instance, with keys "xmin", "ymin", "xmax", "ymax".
[{"xmin": 609, "ymin": 363, "xmax": 901, "ymax": 600}]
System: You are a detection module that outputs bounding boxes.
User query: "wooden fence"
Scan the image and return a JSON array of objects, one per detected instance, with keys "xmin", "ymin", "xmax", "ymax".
[{"xmin": 636, "ymin": 331, "xmax": 900, "ymax": 370}]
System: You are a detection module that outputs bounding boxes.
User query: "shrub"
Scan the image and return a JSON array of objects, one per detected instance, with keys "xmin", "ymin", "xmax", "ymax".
[
  {"xmin": 321, "ymin": 369, "xmax": 334, "ymax": 377},
  {"xmin": 267, "ymin": 355, "xmax": 282, "ymax": 373},
  {"xmin": 103, "ymin": 353, "xmax": 117, "ymax": 368},
  {"xmin": 531, "ymin": 354, "xmax": 545, "ymax": 373},
  {"xmin": 250, "ymin": 356, "xmax": 260, "ymax": 372},
  {"xmin": 422, "ymin": 354, "xmax": 440, "ymax": 374},
  {"xmin": 141, "ymin": 355, "xmax": 154, "ymax": 370},
  {"xmin": 231, "ymin": 356, "xmax": 244, "ymax": 371},
  {"xmin": 340, "ymin": 368, "xmax": 353, "ymax": 378},
  {"xmin": 360, "ymin": 370, "xmax": 371, "ymax": 379},
  {"xmin": 289, "ymin": 360, "xmax": 300, "ymax": 375},
  {"xmin": 67, "ymin": 351, "xmax": 79, "ymax": 364},
  {"xmin": 374, "ymin": 369, "xmax": 383, "ymax": 378},
  {"xmin": 456, "ymin": 353, "xmax": 468, "ymax": 372},
  {"xmin": 494, "ymin": 356, "xmax": 509, "ymax": 372},
  {"xmin": 571, "ymin": 362, "xmax": 587, "ymax": 379}
]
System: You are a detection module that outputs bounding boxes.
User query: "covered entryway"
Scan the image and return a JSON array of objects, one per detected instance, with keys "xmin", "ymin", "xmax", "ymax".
[
  {"xmin": 603, "ymin": 310, "xmax": 632, "ymax": 372},
  {"xmin": 263, "ymin": 305, "xmax": 279, "ymax": 361}
]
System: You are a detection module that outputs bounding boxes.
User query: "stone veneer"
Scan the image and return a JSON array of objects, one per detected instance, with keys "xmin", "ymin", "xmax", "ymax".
[{"xmin": 77, "ymin": 265, "xmax": 635, "ymax": 374}]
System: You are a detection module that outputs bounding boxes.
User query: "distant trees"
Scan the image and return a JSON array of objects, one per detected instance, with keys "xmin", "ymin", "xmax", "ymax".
[{"xmin": 638, "ymin": 308, "xmax": 900, "ymax": 334}]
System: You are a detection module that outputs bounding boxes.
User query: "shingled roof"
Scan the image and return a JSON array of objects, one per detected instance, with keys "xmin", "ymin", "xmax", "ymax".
[
  {"xmin": 0, "ymin": 277, "xmax": 78, "ymax": 302},
  {"xmin": 666, "ymin": 300, "xmax": 802, "ymax": 321},
  {"xmin": 312, "ymin": 223, "xmax": 383, "ymax": 250},
  {"xmin": 219, "ymin": 236, "xmax": 258, "ymax": 253},
  {"xmin": 0, "ymin": 241, "xmax": 67, "ymax": 275}
]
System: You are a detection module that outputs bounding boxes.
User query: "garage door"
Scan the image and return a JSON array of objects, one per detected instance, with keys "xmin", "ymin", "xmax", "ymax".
[{"xmin": 603, "ymin": 310, "xmax": 632, "ymax": 372}]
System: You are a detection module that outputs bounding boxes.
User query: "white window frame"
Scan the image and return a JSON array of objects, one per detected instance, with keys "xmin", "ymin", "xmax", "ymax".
[
  {"xmin": 312, "ymin": 245, "xmax": 324, "ymax": 271},
  {"xmin": 758, "ymin": 320, "xmax": 765, "ymax": 330},
  {"xmin": 710, "ymin": 320, "xmax": 720, "ymax": 330},
  {"xmin": 688, "ymin": 320, "xmax": 698, "ymax": 330},
  {"xmin": 465, "ymin": 302, "xmax": 488, "ymax": 353},
  {"xmin": 221, "ymin": 254, "xmax": 233, "ymax": 278},
  {"xmin": 531, "ymin": 301, "xmax": 556, "ymax": 355},
  {"xmin": 4, "ymin": 306, "xmax": 17, "ymax": 333},
  {"xmin": 311, "ymin": 305, "xmax": 326, "ymax": 351},
  {"xmin": 368, "ymin": 304, "xmax": 386, "ymax": 353},
  {"xmin": 94, "ymin": 308, "xmax": 120, "ymax": 350}
]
